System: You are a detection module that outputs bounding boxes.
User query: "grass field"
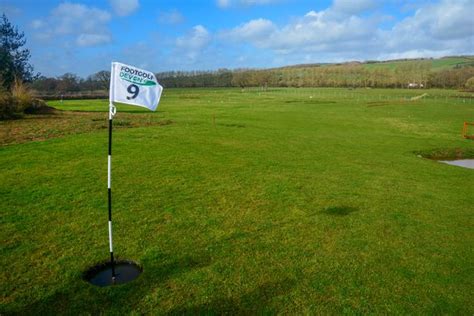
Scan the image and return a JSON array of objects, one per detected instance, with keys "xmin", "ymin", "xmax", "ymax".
[
  {"xmin": 1, "ymin": 88, "xmax": 473, "ymax": 314},
  {"xmin": 364, "ymin": 56, "xmax": 474, "ymax": 71}
]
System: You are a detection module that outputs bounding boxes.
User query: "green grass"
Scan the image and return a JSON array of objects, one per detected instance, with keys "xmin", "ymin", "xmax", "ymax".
[
  {"xmin": 431, "ymin": 56, "xmax": 474, "ymax": 70},
  {"xmin": 47, "ymin": 99, "xmax": 150, "ymax": 112},
  {"xmin": 1, "ymin": 88, "xmax": 473, "ymax": 314},
  {"xmin": 364, "ymin": 56, "xmax": 474, "ymax": 71}
]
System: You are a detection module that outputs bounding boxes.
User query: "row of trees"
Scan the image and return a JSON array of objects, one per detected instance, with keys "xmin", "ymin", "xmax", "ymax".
[
  {"xmin": 262, "ymin": 62, "xmax": 473, "ymax": 89},
  {"xmin": 31, "ymin": 71, "xmax": 110, "ymax": 94},
  {"xmin": 29, "ymin": 63, "xmax": 474, "ymax": 95}
]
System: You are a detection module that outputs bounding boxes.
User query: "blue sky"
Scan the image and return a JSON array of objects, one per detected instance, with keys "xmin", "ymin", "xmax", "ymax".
[{"xmin": 1, "ymin": 0, "xmax": 473, "ymax": 77}]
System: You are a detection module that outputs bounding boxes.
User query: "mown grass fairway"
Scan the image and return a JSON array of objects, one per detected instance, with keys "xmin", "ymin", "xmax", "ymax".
[{"xmin": 1, "ymin": 88, "xmax": 473, "ymax": 314}]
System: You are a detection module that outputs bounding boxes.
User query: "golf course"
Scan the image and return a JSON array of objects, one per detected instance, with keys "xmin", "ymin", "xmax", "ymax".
[{"xmin": 1, "ymin": 87, "xmax": 473, "ymax": 314}]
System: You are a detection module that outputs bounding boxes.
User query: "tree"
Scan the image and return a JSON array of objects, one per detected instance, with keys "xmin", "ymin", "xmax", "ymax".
[
  {"xmin": 252, "ymin": 70, "xmax": 271, "ymax": 90},
  {"xmin": 30, "ymin": 76, "xmax": 58, "ymax": 94},
  {"xmin": 465, "ymin": 77, "xmax": 474, "ymax": 91},
  {"xmin": 56, "ymin": 73, "xmax": 81, "ymax": 92},
  {"xmin": 232, "ymin": 71, "xmax": 251, "ymax": 89},
  {"xmin": 0, "ymin": 14, "xmax": 36, "ymax": 89},
  {"xmin": 88, "ymin": 70, "xmax": 111, "ymax": 90}
]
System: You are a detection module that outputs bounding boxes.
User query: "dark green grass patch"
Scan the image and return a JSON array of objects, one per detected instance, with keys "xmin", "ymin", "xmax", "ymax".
[
  {"xmin": 324, "ymin": 206, "xmax": 359, "ymax": 216},
  {"xmin": 1, "ymin": 88, "xmax": 473, "ymax": 314}
]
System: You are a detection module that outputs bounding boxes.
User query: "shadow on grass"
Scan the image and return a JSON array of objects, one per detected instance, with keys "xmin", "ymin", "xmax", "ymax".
[
  {"xmin": 323, "ymin": 206, "xmax": 358, "ymax": 216},
  {"xmin": 18, "ymin": 248, "xmax": 296, "ymax": 314},
  {"xmin": 18, "ymin": 252, "xmax": 212, "ymax": 315},
  {"xmin": 166, "ymin": 278, "xmax": 296, "ymax": 315},
  {"xmin": 217, "ymin": 123, "xmax": 246, "ymax": 128}
]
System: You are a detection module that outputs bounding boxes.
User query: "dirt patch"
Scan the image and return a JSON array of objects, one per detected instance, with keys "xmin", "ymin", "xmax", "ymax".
[
  {"xmin": 0, "ymin": 111, "xmax": 173, "ymax": 146},
  {"xmin": 415, "ymin": 148, "xmax": 474, "ymax": 160}
]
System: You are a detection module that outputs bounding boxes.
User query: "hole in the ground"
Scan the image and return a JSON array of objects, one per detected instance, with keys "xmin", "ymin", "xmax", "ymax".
[{"xmin": 83, "ymin": 260, "xmax": 142, "ymax": 287}]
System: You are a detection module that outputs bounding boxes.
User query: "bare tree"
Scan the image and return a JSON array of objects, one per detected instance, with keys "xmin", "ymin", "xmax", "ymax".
[{"xmin": 88, "ymin": 70, "xmax": 110, "ymax": 90}]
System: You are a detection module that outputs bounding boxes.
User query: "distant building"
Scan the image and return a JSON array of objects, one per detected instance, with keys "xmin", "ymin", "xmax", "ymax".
[{"xmin": 408, "ymin": 83, "xmax": 424, "ymax": 88}]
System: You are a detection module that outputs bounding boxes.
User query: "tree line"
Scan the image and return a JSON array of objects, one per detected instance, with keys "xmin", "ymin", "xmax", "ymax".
[
  {"xmin": 158, "ymin": 62, "xmax": 473, "ymax": 90},
  {"xmin": 31, "ymin": 71, "xmax": 110, "ymax": 96},
  {"xmin": 29, "ymin": 62, "xmax": 474, "ymax": 96}
]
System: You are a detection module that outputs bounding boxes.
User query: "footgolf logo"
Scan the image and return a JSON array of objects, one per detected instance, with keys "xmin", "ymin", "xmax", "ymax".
[
  {"xmin": 119, "ymin": 66, "xmax": 157, "ymax": 87},
  {"xmin": 110, "ymin": 62, "xmax": 163, "ymax": 111}
]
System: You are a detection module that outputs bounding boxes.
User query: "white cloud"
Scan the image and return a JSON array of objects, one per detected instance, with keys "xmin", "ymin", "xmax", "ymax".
[
  {"xmin": 220, "ymin": 0, "xmax": 474, "ymax": 60},
  {"xmin": 77, "ymin": 34, "xmax": 111, "ymax": 47},
  {"xmin": 176, "ymin": 25, "xmax": 211, "ymax": 59},
  {"xmin": 217, "ymin": 0, "xmax": 231, "ymax": 8},
  {"xmin": 221, "ymin": 9, "xmax": 376, "ymax": 53},
  {"xmin": 31, "ymin": 3, "xmax": 112, "ymax": 47},
  {"xmin": 391, "ymin": 0, "xmax": 474, "ymax": 41},
  {"xmin": 108, "ymin": 0, "xmax": 139, "ymax": 16},
  {"xmin": 31, "ymin": 19, "xmax": 44, "ymax": 29},
  {"xmin": 384, "ymin": 0, "xmax": 474, "ymax": 57},
  {"xmin": 378, "ymin": 49, "xmax": 454, "ymax": 61},
  {"xmin": 221, "ymin": 19, "xmax": 276, "ymax": 44},
  {"xmin": 158, "ymin": 9, "xmax": 184, "ymax": 25},
  {"xmin": 52, "ymin": 3, "xmax": 111, "ymax": 34}
]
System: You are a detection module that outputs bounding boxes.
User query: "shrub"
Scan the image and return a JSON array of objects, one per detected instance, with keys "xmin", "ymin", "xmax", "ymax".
[
  {"xmin": 465, "ymin": 77, "xmax": 474, "ymax": 92},
  {"xmin": 0, "ymin": 90, "xmax": 21, "ymax": 119},
  {"xmin": 11, "ymin": 78, "xmax": 32, "ymax": 112},
  {"xmin": 24, "ymin": 98, "xmax": 56, "ymax": 115},
  {"xmin": 0, "ymin": 80, "xmax": 55, "ymax": 120},
  {"xmin": 0, "ymin": 78, "xmax": 50, "ymax": 119}
]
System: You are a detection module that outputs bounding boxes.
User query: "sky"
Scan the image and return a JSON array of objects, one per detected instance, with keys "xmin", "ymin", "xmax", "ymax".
[{"xmin": 1, "ymin": 0, "xmax": 473, "ymax": 77}]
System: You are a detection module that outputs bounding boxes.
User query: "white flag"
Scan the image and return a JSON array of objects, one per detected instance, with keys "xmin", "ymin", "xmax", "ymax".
[{"xmin": 109, "ymin": 62, "xmax": 163, "ymax": 111}]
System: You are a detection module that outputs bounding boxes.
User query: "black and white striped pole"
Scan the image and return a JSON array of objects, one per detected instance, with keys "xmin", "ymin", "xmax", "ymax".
[
  {"xmin": 108, "ymin": 103, "xmax": 116, "ymax": 280},
  {"xmin": 84, "ymin": 62, "xmax": 162, "ymax": 286}
]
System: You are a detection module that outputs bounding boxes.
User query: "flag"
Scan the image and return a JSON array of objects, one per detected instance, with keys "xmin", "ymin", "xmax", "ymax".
[{"xmin": 109, "ymin": 62, "xmax": 163, "ymax": 111}]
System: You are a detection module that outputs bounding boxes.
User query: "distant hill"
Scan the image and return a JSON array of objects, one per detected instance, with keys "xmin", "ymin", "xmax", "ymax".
[
  {"xmin": 362, "ymin": 56, "xmax": 474, "ymax": 71},
  {"xmin": 274, "ymin": 56, "xmax": 474, "ymax": 72},
  {"xmin": 240, "ymin": 55, "xmax": 474, "ymax": 89},
  {"xmin": 32, "ymin": 56, "xmax": 474, "ymax": 94}
]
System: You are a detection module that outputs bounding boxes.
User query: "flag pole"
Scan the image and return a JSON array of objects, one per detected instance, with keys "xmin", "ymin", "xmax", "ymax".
[{"xmin": 108, "ymin": 64, "xmax": 116, "ymax": 280}]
